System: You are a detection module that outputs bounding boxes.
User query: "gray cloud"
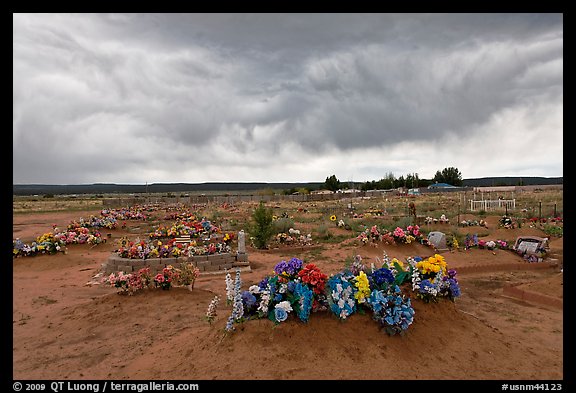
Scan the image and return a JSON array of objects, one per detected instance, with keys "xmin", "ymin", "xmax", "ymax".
[{"xmin": 13, "ymin": 13, "xmax": 563, "ymax": 184}]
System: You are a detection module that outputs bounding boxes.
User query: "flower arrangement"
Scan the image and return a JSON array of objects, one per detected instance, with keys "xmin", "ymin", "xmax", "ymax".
[
  {"xmin": 222, "ymin": 232, "xmax": 235, "ymax": 244},
  {"xmin": 205, "ymin": 295, "xmax": 220, "ymax": 325},
  {"xmin": 228, "ymin": 258, "xmax": 324, "ymax": 326},
  {"xmin": 499, "ymin": 216, "xmax": 515, "ymax": 229},
  {"xmin": 225, "ymin": 269, "xmax": 246, "ymax": 331},
  {"xmin": 367, "ymin": 285, "xmax": 415, "ymax": 336},
  {"xmin": 297, "ymin": 263, "xmax": 328, "ymax": 296},
  {"xmin": 424, "ymin": 215, "xmax": 449, "ymax": 224},
  {"xmin": 102, "ymin": 262, "xmax": 198, "ymax": 294},
  {"xmin": 154, "ymin": 265, "xmax": 179, "ymax": 290},
  {"xmin": 179, "ymin": 262, "xmax": 200, "ymax": 289},
  {"xmin": 353, "ymin": 271, "xmax": 371, "ymax": 304},
  {"xmin": 217, "ymin": 252, "xmax": 461, "ymax": 336},
  {"xmin": 465, "ymin": 235, "xmax": 510, "ymax": 251},
  {"xmin": 101, "ymin": 267, "xmax": 153, "ymax": 295},
  {"xmin": 105, "ymin": 271, "xmax": 132, "ymax": 293},
  {"xmin": 148, "ymin": 218, "xmax": 221, "ymax": 240},
  {"xmin": 326, "ymin": 272, "xmax": 358, "ymax": 320},
  {"xmin": 67, "ymin": 215, "xmax": 118, "ymax": 230},
  {"xmin": 13, "ymin": 233, "xmax": 67, "ymax": 258},
  {"xmin": 464, "ymin": 233, "xmax": 479, "ymax": 249},
  {"xmin": 114, "ymin": 237, "xmax": 231, "ymax": 260},
  {"xmin": 446, "ymin": 235, "xmax": 459, "ymax": 250},
  {"xmin": 407, "ymin": 254, "xmax": 461, "ymax": 303},
  {"xmin": 356, "ymin": 225, "xmax": 425, "ymax": 247},
  {"xmin": 101, "ymin": 207, "xmax": 148, "ymax": 221}
]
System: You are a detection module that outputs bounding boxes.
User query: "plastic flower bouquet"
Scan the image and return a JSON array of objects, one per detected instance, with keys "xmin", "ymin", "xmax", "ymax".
[
  {"xmin": 367, "ymin": 284, "xmax": 415, "ymax": 336},
  {"xmin": 407, "ymin": 254, "xmax": 461, "ymax": 303},
  {"xmin": 235, "ymin": 258, "xmax": 322, "ymax": 325},
  {"xmin": 326, "ymin": 272, "xmax": 358, "ymax": 320}
]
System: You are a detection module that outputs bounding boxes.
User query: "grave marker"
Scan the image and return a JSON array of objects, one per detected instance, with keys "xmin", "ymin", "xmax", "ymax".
[{"xmin": 428, "ymin": 231, "xmax": 448, "ymax": 251}]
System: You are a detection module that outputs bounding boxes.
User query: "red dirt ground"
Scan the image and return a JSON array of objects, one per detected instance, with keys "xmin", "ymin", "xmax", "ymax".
[{"xmin": 12, "ymin": 209, "xmax": 564, "ymax": 382}]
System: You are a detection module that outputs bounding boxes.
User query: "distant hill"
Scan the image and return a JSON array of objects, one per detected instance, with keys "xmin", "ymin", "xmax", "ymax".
[
  {"xmin": 462, "ymin": 177, "xmax": 563, "ymax": 187},
  {"xmin": 12, "ymin": 177, "xmax": 562, "ymax": 196},
  {"xmin": 12, "ymin": 182, "xmax": 324, "ymax": 196}
]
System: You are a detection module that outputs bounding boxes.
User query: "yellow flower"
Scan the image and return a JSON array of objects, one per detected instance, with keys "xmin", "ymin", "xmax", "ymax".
[
  {"xmin": 391, "ymin": 258, "xmax": 404, "ymax": 270},
  {"xmin": 330, "ymin": 215, "xmax": 337, "ymax": 221},
  {"xmin": 354, "ymin": 271, "xmax": 371, "ymax": 303}
]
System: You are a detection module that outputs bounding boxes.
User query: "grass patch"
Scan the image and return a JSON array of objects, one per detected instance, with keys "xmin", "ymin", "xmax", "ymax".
[{"xmin": 33, "ymin": 296, "xmax": 58, "ymax": 305}]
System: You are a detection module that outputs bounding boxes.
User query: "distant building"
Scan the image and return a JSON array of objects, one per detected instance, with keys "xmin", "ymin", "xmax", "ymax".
[
  {"xmin": 427, "ymin": 183, "xmax": 456, "ymax": 190},
  {"xmin": 337, "ymin": 188, "xmax": 362, "ymax": 194},
  {"xmin": 422, "ymin": 183, "xmax": 472, "ymax": 193}
]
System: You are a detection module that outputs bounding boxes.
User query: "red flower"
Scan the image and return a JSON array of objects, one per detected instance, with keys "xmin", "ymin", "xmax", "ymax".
[{"xmin": 297, "ymin": 263, "xmax": 328, "ymax": 294}]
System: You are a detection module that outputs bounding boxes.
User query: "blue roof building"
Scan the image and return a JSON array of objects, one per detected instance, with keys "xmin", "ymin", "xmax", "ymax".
[{"xmin": 427, "ymin": 183, "xmax": 456, "ymax": 189}]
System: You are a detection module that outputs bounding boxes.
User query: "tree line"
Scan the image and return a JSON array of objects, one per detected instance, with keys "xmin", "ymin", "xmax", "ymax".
[{"xmin": 323, "ymin": 167, "xmax": 464, "ymax": 192}]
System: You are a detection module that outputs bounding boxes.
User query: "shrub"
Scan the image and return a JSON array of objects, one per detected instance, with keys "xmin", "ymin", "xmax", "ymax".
[
  {"xmin": 250, "ymin": 201, "xmax": 274, "ymax": 249},
  {"xmin": 272, "ymin": 217, "xmax": 295, "ymax": 234}
]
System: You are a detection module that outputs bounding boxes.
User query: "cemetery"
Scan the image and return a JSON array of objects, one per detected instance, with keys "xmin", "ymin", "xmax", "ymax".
[{"xmin": 12, "ymin": 189, "xmax": 563, "ymax": 380}]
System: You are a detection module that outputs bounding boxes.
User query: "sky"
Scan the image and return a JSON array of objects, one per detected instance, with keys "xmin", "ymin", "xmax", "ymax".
[{"xmin": 13, "ymin": 13, "xmax": 563, "ymax": 185}]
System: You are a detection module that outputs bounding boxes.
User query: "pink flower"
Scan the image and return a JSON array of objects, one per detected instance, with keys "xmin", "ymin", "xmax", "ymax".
[{"xmin": 393, "ymin": 227, "xmax": 405, "ymax": 237}]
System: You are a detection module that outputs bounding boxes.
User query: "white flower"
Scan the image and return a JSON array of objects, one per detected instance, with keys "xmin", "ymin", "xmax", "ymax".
[
  {"xmin": 258, "ymin": 291, "xmax": 270, "ymax": 314},
  {"xmin": 275, "ymin": 300, "xmax": 293, "ymax": 313},
  {"xmin": 248, "ymin": 285, "xmax": 260, "ymax": 294}
]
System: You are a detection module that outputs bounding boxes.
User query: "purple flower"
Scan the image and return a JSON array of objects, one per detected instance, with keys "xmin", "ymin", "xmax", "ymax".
[
  {"xmin": 274, "ymin": 257, "xmax": 303, "ymax": 277},
  {"xmin": 258, "ymin": 277, "xmax": 269, "ymax": 290}
]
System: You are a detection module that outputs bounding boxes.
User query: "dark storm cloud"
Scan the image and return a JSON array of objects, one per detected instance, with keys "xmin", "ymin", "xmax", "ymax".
[{"xmin": 13, "ymin": 13, "xmax": 563, "ymax": 183}]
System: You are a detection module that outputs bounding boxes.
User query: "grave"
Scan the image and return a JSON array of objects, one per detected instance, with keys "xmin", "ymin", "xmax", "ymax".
[{"xmin": 104, "ymin": 230, "xmax": 250, "ymax": 275}]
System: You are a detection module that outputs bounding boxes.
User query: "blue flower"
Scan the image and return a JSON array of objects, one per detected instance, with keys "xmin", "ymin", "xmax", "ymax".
[
  {"xmin": 258, "ymin": 277, "xmax": 269, "ymax": 290},
  {"xmin": 449, "ymin": 279, "xmax": 461, "ymax": 297},
  {"xmin": 368, "ymin": 289, "xmax": 387, "ymax": 313},
  {"xmin": 369, "ymin": 267, "xmax": 395, "ymax": 287},
  {"xmin": 294, "ymin": 282, "xmax": 313, "ymax": 322},
  {"xmin": 241, "ymin": 290, "xmax": 257, "ymax": 309},
  {"xmin": 419, "ymin": 279, "xmax": 437, "ymax": 294},
  {"xmin": 274, "ymin": 307, "xmax": 288, "ymax": 322},
  {"xmin": 201, "ymin": 221, "xmax": 212, "ymax": 230}
]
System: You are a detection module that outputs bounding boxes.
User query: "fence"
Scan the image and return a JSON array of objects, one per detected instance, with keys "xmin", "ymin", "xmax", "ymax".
[
  {"xmin": 469, "ymin": 199, "xmax": 516, "ymax": 211},
  {"xmin": 102, "ymin": 190, "xmax": 385, "ymax": 208}
]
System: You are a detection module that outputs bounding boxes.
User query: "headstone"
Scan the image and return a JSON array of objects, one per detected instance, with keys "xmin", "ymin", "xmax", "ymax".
[
  {"xmin": 428, "ymin": 231, "xmax": 448, "ymax": 250},
  {"xmin": 237, "ymin": 230, "xmax": 246, "ymax": 253},
  {"xmin": 513, "ymin": 236, "xmax": 548, "ymax": 256}
]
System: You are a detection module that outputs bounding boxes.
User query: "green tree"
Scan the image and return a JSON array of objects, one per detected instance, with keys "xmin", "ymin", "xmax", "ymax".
[
  {"xmin": 324, "ymin": 175, "xmax": 341, "ymax": 191},
  {"xmin": 433, "ymin": 167, "xmax": 463, "ymax": 186},
  {"xmin": 250, "ymin": 201, "xmax": 274, "ymax": 249}
]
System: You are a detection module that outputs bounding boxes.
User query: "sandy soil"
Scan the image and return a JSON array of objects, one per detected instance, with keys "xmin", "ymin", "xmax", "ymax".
[{"xmin": 12, "ymin": 208, "xmax": 564, "ymax": 382}]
